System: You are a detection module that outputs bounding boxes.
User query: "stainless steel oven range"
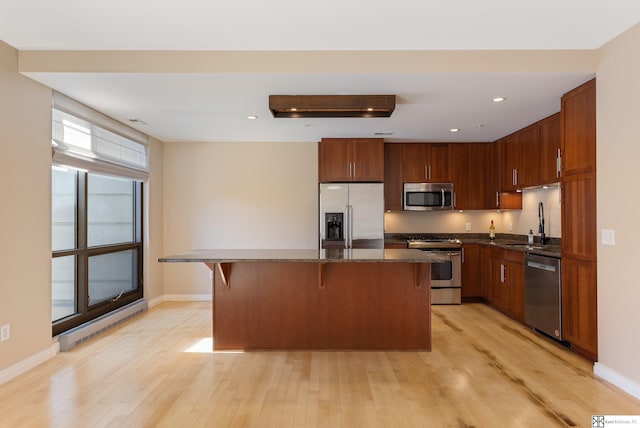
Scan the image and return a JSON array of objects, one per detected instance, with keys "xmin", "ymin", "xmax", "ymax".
[{"xmin": 407, "ymin": 238, "xmax": 462, "ymax": 304}]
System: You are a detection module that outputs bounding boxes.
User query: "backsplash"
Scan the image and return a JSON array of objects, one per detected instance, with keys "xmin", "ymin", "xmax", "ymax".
[{"xmin": 384, "ymin": 186, "xmax": 561, "ymax": 238}]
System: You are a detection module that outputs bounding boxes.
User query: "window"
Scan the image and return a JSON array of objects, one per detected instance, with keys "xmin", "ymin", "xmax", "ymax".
[{"xmin": 51, "ymin": 92, "xmax": 147, "ymax": 335}]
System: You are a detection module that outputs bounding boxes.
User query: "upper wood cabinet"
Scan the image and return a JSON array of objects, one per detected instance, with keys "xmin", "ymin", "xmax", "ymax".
[
  {"xmin": 538, "ymin": 113, "xmax": 561, "ymax": 184},
  {"xmin": 561, "ymin": 79, "xmax": 596, "ymax": 177},
  {"xmin": 384, "ymin": 143, "xmax": 404, "ymax": 210},
  {"xmin": 453, "ymin": 143, "xmax": 498, "ymax": 210},
  {"xmin": 403, "ymin": 143, "xmax": 452, "ymax": 183},
  {"xmin": 319, "ymin": 138, "xmax": 384, "ymax": 182},
  {"xmin": 499, "ymin": 112, "xmax": 561, "ymax": 191}
]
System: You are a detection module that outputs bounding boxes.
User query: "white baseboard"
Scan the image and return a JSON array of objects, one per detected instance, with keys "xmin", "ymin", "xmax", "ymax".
[
  {"xmin": 0, "ymin": 342, "xmax": 58, "ymax": 386},
  {"xmin": 146, "ymin": 295, "xmax": 165, "ymax": 308},
  {"xmin": 594, "ymin": 362, "xmax": 640, "ymax": 400},
  {"xmin": 163, "ymin": 294, "xmax": 212, "ymax": 302}
]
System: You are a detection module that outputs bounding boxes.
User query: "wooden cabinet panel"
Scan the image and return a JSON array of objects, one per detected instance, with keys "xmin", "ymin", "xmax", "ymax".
[
  {"xmin": 515, "ymin": 125, "xmax": 539, "ymax": 188},
  {"xmin": 428, "ymin": 143, "xmax": 452, "ymax": 182},
  {"xmin": 562, "ymin": 174, "xmax": 597, "ymax": 261},
  {"xmin": 562, "ymin": 258, "xmax": 597, "ymax": 360},
  {"xmin": 461, "ymin": 244, "xmax": 480, "ymax": 298},
  {"xmin": 319, "ymin": 138, "xmax": 352, "ymax": 182},
  {"xmin": 539, "ymin": 113, "xmax": 561, "ymax": 184},
  {"xmin": 461, "ymin": 143, "xmax": 496, "ymax": 210},
  {"xmin": 319, "ymin": 138, "xmax": 383, "ymax": 182},
  {"xmin": 384, "ymin": 143, "xmax": 404, "ymax": 210},
  {"xmin": 403, "ymin": 143, "xmax": 451, "ymax": 183},
  {"xmin": 352, "ymin": 138, "xmax": 385, "ymax": 181},
  {"xmin": 561, "ymin": 79, "xmax": 596, "ymax": 176},
  {"xmin": 479, "ymin": 245, "xmax": 493, "ymax": 300},
  {"xmin": 505, "ymin": 260, "xmax": 525, "ymax": 323},
  {"xmin": 450, "ymin": 143, "xmax": 468, "ymax": 209}
]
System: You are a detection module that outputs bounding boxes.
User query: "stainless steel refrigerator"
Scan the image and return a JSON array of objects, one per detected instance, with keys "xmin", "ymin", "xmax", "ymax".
[{"xmin": 319, "ymin": 183, "xmax": 384, "ymax": 249}]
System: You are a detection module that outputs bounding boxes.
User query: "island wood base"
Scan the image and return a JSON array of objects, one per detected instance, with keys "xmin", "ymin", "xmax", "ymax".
[{"xmin": 205, "ymin": 262, "xmax": 431, "ymax": 351}]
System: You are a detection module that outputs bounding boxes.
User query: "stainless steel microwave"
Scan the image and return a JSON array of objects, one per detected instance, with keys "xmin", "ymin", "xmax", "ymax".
[{"xmin": 403, "ymin": 183, "xmax": 454, "ymax": 211}]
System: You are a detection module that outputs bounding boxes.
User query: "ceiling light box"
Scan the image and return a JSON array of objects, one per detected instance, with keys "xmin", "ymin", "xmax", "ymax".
[{"xmin": 269, "ymin": 95, "xmax": 396, "ymax": 118}]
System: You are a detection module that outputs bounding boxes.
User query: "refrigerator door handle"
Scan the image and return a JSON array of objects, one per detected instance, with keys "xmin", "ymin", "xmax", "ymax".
[{"xmin": 348, "ymin": 205, "xmax": 354, "ymax": 248}]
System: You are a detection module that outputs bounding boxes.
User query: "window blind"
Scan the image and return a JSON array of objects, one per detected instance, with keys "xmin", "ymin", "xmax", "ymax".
[{"xmin": 52, "ymin": 92, "xmax": 149, "ymax": 181}]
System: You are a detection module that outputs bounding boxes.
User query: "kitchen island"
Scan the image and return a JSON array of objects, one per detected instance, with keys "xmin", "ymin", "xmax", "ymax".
[{"xmin": 159, "ymin": 249, "xmax": 445, "ymax": 351}]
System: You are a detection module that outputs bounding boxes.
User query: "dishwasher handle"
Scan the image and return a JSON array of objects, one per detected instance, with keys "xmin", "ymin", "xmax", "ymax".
[{"xmin": 527, "ymin": 261, "xmax": 556, "ymax": 272}]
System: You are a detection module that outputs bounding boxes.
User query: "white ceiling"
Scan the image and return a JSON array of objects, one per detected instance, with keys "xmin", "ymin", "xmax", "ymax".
[{"xmin": 2, "ymin": 1, "xmax": 639, "ymax": 143}]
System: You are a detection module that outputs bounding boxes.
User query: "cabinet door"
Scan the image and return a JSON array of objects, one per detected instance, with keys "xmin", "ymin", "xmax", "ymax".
[
  {"xmin": 500, "ymin": 135, "xmax": 519, "ymax": 191},
  {"xmin": 461, "ymin": 244, "xmax": 480, "ymax": 298},
  {"xmin": 384, "ymin": 143, "xmax": 404, "ymax": 210},
  {"xmin": 465, "ymin": 143, "xmax": 495, "ymax": 209},
  {"xmin": 562, "ymin": 174, "xmax": 597, "ymax": 262},
  {"xmin": 428, "ymin": 143, "xmax": 452, "ymax": 182},
  {"xmin": 561, "ymin": 79, "xmax": 596, "ymax": 176},
  {"xmin": 352, "ymin": 138, "xmax": 384, "ymax": 181},
  {"xmin": 403, "ymin": 143, "xmax": 451, "ymax": 182},
  {"xmin": 539, "ymin": 113, "xmax": 561, "ymax": 184},
  {"xmin": 450, "ymin": 143, "xmax": 468, "ymax": 209},
  {"xmin": 479, "ymin": 246, "xmax": 492, "ymax": 299},
  {"xmin": 319, "ymin": 139, "xmax": 352, "ymax": 182},
  {"xmin": 506, "ymin": 260, "xmax": 525, "ymax": 323},
  {"xmin": 562, "ymin": 258, "xmax": 598, "ymax": 360},
  {"xmin": 403, "ymin": 143, "xmax": 429, "ymax": 182},
  {"xmin": 515, "ymin": 125, "xmax": 539, "ymax": 187}
]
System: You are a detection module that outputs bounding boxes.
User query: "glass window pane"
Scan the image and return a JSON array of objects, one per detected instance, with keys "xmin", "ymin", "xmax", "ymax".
[
  {"xmin": 51, "ymin": 167, "xmax": 77, "ymax": 251},
  {"xmin": 52, "ymin": 256, "xmax": 76, "ymax": 321},
  {"xmin": 88, "ymin": 250, "xmax": 138, "ymax": 306},
  {"xmin": 87, "ymin": 173, "xmax": 134, "ymax": 247}
]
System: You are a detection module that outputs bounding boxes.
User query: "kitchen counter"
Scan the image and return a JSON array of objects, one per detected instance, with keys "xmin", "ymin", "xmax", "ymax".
[
  {"xmin": 384, "ymin": 234, "xmax": 561, "ymax": 258},
  {"xmin": 159, "ymin": 248, "xmax": 447, "ymax": 263},
  {"xmin": 159, "ymin": 248, "xmax": 440, "ymax": 351}
]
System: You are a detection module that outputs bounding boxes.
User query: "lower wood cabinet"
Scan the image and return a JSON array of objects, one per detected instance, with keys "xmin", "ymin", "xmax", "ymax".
[
  {"xmin": 461, "ymin": 244, "xmax": 481, "ymax": 298},
  {"xmin": 487, "ymin": 247, "xmax": 525, "ymax": 323},
  {"xmin": 562, "ymin": 257, "xmax": 598, "ymax": 360}
]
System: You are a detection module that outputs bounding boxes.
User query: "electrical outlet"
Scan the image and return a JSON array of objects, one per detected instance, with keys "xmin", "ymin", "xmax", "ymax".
[
  {"xmin": 509, "ymin": 223, "xmax": 513, "ymax": 232},
  {"xmin": 602, "ymin": 229, "xmax": 616, "ymax": 246},
  {"xmin": 0, "ymin": 324, "xmax": 10, "ymax": 342},
  {"xmin": 465, "ymin": 223, "xmax": 472, "ymax": 231}
]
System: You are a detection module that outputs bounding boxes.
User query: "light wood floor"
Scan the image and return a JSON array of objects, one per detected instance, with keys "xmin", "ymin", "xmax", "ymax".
[{"xmin": 1, "ymin": 302, "xmax": 639, "ymax": 428}]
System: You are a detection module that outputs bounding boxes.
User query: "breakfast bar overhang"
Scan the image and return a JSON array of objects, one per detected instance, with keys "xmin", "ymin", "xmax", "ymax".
[{"xmin": 159, "ymin": 249, "xmax": 446, "ymax": 351}]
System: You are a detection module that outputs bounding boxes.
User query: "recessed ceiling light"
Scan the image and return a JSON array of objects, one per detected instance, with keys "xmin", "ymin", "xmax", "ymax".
[
  {"xmin": 374, "ymin": 131, "xmax": 394, "ymax": 136},
  {"xmin": 247, "ymin": 115, "xmax": 258, "ymax": 120},
  {"xmin": 492, "ymin": 97, "xmax": 506, "ymax": 103},
  {"xmin": 449, "ymin": 128, "xmax": 460, "ymax": 133}
]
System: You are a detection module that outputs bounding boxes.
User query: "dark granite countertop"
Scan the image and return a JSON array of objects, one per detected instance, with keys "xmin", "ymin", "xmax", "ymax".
[
  {"xmin": 159, "ymin": 248, "xmax": 449, "ymax": 263},
  {"xmin": 385, "ymin": 233, "xmax": 562, "ymax": 258}
]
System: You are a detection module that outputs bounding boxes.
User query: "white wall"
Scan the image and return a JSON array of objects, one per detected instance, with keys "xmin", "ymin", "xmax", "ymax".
[
  {"xmin": 162, "ymin": 141, "xmax": 318, "ymax": 297},
  {"xmin": 0, "ymin": 41, "xmax": 54, "ymax": 371},
  {"xmin": 385, "ymin": 186, "xmax": 561, "ymax": 239},
  {"xmin": 143, "ymin": 137, "xmax": 165, "ymax": 303},
  {"xmin": 594, "ymin": 23, "xmax": 640, "ymax": 396}
]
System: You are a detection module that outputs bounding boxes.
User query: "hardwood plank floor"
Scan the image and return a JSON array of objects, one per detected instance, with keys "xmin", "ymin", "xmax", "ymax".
[{"xmin": 1, "ymin": 302, "xmax": 638, "ymax": 427}]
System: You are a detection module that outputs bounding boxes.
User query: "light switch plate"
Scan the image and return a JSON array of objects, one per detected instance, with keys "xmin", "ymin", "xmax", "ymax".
[
  {"xmin": 602, "ymin": 229, "xmax": 616, "ymax": 246},
  {"xmin": 0, "ymin": 324, "xmax": 9, "ymax": 342},
  {"xmin": 465, "ymin": 223, "xmax": 471, "ymax": 231}
]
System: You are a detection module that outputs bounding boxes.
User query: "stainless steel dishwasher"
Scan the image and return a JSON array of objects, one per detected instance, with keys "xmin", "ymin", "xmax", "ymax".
[{"xmin": 525, "ymin": 253, "xmax": 562, "ymax": 340}]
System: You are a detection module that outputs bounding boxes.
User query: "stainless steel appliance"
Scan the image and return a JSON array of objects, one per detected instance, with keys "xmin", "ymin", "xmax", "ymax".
[
  {"xmin": 525, "ymin": 253, "xmax": 562, "ymax": 339},
  {"xmin": 407, "ymin": 238, "xmax": 462, "ymax": 304},
  {"xmin": 403, "ymin": 183, "xmax": 455, "ymax": 211},
  {"xmin": 319, "ymin": 183, "xmax": 384, "ymax": 249}
]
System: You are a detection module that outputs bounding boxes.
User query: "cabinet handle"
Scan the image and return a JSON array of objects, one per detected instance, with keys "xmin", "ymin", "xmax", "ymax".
[
  {"xmin": 512, "ymin": 169, "xmax": 515, "ymax": 186},
  {"xmin": 428, "ymin": 165, "xmax": 432, "ymax": 180},
  {"xmin": 349, "ymin": 162, "xmax": 354, "ymax": 178},
  {"xmin": 500, "ymin": 264, "xmax": 506, "ymax": 283},
  {"xmin": 353, "ymin": 162, "xmax": 356, "ymax": 178},
  {"xmin": 514, "ymin": 169, "xmax": 519, "ymax": 186},
  {"xmin": 496, "ymin": 191, "xmax": 500, "ymax": 208},
  {"xmin": 462, "ymin": 247, "xmax": 465, "ymax": 263},
  {"xmin": 424, "ymin": 165, "xmax": 428, "ymax": 181},
  {"xmin": 556, "ymin": 148, "xmax": 562, "ymax": 177}
]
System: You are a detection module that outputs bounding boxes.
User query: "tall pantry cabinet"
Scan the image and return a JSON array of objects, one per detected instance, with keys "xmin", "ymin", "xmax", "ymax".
[{"xmin": 560, "ymin": 78, "xmax": 598, "ymax": 361}]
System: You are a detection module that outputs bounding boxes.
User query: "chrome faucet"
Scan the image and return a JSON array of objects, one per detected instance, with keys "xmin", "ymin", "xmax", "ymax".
[{"xmin": 538, "ymin": 202, "xmax": 546, "ymax": 245}]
